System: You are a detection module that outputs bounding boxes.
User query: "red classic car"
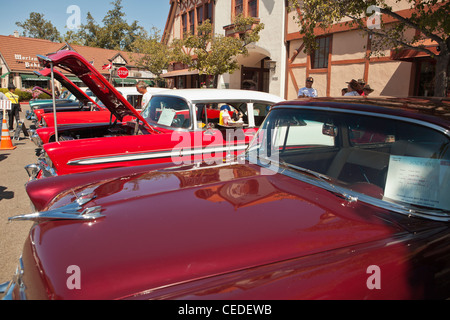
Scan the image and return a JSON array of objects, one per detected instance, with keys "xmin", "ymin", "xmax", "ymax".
[
  {"xmin": 3, "ymin": 97, "xmax": 449, "ymax": 300},
  {"xmin": 38, "ymin": 87, "xmax": 170, "ymax": 129},
  {"xmin": 26, "ymin": 50, "xmax": 284, "ymax": 180}
]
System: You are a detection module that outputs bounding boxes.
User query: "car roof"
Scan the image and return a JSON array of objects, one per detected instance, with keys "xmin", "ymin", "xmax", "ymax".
[
  {"xmin": 114, "ymin": 87, "xmax": 169, "ymax": 94},
  {"xmin": 275, "ymin": 96, "xmax": 450, "ymax": 131},
  {"xmin": 151, "ymin": 89, "xmax": 285, "ymax": 104}
]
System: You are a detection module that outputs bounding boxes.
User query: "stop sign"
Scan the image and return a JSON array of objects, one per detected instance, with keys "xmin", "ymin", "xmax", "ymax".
[{"xmin": 117, "ymin": 67, "xmax": 129, "ymax": 79}]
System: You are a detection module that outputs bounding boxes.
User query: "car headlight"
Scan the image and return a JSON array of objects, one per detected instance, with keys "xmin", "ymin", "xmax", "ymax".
[
  {"xmin": 44, "ymin": 152, "xmax": 53, "ymax": 169},
  {"xmin": 39, "ymin": 118, "xmax": 47, "ymax": 127}
]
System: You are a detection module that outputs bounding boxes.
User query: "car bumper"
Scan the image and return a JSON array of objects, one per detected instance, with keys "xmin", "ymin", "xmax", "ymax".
[
  {"xmin": 30, "ymin": 130, "xmax": 43, "ymax": 148},
  {"xmin": 1, "ymin": 258, "xmax": 26, "ymax": 300},
  {"xmin": 25, "ymin": 158, "xmax": 57, "ymax": 181}
]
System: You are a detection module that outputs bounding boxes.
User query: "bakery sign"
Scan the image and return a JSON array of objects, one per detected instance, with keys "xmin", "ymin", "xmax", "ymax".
[{"xmin": 14, "ymin": 54, "xmax": 41, "ymax": 69}]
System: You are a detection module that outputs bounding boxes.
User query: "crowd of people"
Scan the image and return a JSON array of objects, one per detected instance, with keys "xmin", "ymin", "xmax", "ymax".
[{"xmin": 297, "ymin": 77, "xmax": 374, "ymax": 98}]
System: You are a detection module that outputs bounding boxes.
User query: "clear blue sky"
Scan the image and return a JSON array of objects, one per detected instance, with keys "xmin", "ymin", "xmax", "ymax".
[{"xmin": 0, "ymin": 0, "xmax": 171, "ymax": 37}]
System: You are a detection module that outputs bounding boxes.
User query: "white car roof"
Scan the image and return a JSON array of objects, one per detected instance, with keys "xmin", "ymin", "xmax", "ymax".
[
  {"xmin": 115, "ymin": 87, "xmax": 170, "ymax": 95},
  {"xmin": 151, "ymin": 89, "xmax": 285, "ymax": 104}
]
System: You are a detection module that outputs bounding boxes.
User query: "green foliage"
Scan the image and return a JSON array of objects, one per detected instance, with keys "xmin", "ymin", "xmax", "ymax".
[
  {"xmin": 15, "ymin": 12, "xmax": 61, "ymax": 42},
  {"xmin": 64, "ymin": 0, "xmax": 145, "ymax": 51},
  {"xmin": 131, "ymin": 27, "xmax": 170, "ymax": 82},
  {"xmin": 177, "ymin": 15, "xmax": 264, "ymax": 78}
]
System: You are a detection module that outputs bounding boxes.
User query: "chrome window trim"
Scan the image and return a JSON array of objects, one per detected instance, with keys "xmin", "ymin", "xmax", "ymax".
[
  {"xmin": 275, "ymin": 106, "xmax": 450, "ymax": 137},
  {"xmin": 250, "ymin": 107, "xmax": 450, "ymax": 222},
  {"xmin": 264, "ymin": 161, "xmax": 450, "ymax": 222}
]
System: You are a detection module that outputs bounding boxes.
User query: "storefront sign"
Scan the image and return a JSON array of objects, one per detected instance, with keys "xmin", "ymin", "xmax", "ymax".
[{"xmin": 14, "ymin": 54, "xmax": 41, "ymax": 69}]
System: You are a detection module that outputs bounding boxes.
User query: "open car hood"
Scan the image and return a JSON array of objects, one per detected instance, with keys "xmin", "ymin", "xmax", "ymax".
[
  {"xmin": 35, "ymin": 68, "xmax": 100, "ymax": 108},
  {"xmin": 37, "ymin": 51, "xmax": 147, "ymax": 123}
]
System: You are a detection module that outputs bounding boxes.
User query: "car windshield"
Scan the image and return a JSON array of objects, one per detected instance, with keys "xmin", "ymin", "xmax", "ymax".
[
  {"xmin": 141, "ymin": 96, "xmax": 191, "ymax": 129},
  {"xmin": 247, "ymin": 108, "xmax": 450, "ymax": 219}
]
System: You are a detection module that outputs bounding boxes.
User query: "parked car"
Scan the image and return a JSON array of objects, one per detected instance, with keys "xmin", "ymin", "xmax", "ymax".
[
  {"xmin": 27, "ymin": 69, "xmax": 104, "ymax": 123},
  {"xmin": 37, "ymin": 87, "xmax": 169, "ymax": 128},
  {"xmin": 3, "ymin": 97, "xmax": 449, "ymax": 300},
  {"xmin": 25, "ymin": 48, "xmax": 283, "ymax": 180},
  {"xmin": 28, "ymin": 87, "xmax": 283, "ymax": 179}
]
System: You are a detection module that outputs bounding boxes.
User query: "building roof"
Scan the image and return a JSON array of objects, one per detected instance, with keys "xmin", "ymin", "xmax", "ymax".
[{"xmin": 0, "ymin": 35, "xmax": 142, "ymax": 76}]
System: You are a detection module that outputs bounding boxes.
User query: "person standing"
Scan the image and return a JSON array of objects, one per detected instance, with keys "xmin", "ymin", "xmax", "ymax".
[
  {"xmin": 5, "ymin": 84, "xmax": 20, "ymax": 131},
  {"xmin": 136, "ymin": 81, "xmax": 152, "ymax": 109},
  {"xmin": 298, "ymin": 77, "xmax": 318, "ymax": 98}
]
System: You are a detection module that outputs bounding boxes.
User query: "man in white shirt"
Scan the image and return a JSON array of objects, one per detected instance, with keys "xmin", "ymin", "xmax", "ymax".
[
  {"xmin": 298, "ymin": 77, "xmax": 318, "ymax": 98},
  {"xmin": 136, "ymin": 81, "xmax": 153, "ymax": 109}
]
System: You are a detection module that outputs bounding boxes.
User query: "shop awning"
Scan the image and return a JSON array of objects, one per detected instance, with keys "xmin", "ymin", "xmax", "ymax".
[
  {"xmin": 67, "ymin": 76, "xmax": 83, "ymax": 83},
  {"xmin": 161, "ymin": 69, "xmax": 199, "ymax": 78},
  {"xmin": 113, "ymin": 78, "xmax": 138, "ymax": 85},
  {"xmin": 143, "ymin": 79, "xmax": 155, "ymax": 86},
  {"xmin": 21, "ymin": 74, "xmax": 49, "ymax": 81},
  {"xmin": 390, "ymin": 40, "xmax": 440, "ymax": 62}
]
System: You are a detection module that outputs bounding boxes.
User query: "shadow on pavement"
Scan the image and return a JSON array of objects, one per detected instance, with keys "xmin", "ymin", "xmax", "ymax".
[{"xmin": 0, "ymin": 186, "xmax": 14, "ymax": 201}]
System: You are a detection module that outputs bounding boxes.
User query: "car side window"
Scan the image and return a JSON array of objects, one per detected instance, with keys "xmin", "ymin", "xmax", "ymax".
[
  {"xmin": 142, "ymin": 96, "xmax": 191, "ymax": 129},
  {"xmin": 251, "ymin": 108, "xmax": 450, "ymax": 216}
]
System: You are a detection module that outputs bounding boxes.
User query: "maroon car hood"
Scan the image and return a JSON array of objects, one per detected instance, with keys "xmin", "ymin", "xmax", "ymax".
[
  {"xmin": 37, "ymin": 51, "xmax": 146, "ymax": 123},
  {"xmin": 35, "ymin": 68, "xmax": 98, "ymax": 107},
  {"xmin": 25, "ymin": 162, "xmax": 408, "ymax": 299}
]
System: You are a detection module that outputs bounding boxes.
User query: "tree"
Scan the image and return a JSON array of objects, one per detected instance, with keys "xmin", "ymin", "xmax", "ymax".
[
  {"xmin": 289, "ymin": 0, "xmax": 450, "ymax": 97},
  {"xmin": 131, "ymin": 27, "xmax": 171, "ymax": 86},
  {"xmin": 99, "ymin": 0, "xmax": 144, "ymax": 51},
  {"xmin": 16, "ymin": 12, "xmax": 61, "ymax": 42},
  {"xmin": 63, "ymin": 12, "xmax": 101, "ymax": 46},
  {"xmin": 176, "ymin": 15, "xmax": 264, "ymax": 86},
  {"xmin": 65, "ymin": 0, "xmax": 145, "ymax": 51}
]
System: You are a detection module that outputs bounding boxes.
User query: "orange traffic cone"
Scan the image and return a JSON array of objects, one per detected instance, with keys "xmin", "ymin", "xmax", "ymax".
[{"xmin": 1, "ymin": 118, "xmax": 16, "ymax": 150}]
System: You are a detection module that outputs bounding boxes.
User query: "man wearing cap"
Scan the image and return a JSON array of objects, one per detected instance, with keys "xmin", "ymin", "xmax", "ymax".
[
  {"xmin": 298, "ymin": 77, "xmax": 318, "ymax": 98},
  {"xmin": 5, "ymin": 84, "xmax": 20, "ymax": 131}
]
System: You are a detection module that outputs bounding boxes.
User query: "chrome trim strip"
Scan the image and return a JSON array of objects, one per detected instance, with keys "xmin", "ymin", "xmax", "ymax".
[
  {"xmin": 1, "ymin": 257, "xmax": 26, "ymax": 300},
  {"xmin": 25, "ymin": 158, "xmax": 58, "ymax": 181},
  {"xmin": 251, "ymin": 159, "xmax": 450, "ymax": 222},
  {"xmin": 67, "ymin": 144, "xmax": 248, "ymax": 166},
  {"xmin": 0, "ymin": 281, "xmax": 11, "ymax": 294},
  {"xmin": 278, "ymin": 106, "xmax": 450, "ymax": 137}
]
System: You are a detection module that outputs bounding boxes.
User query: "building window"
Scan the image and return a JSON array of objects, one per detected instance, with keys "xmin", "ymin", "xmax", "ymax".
[
  {"xmin": 311, "ymin": 36, "xmax": 331, "ymax": 69},
  {"xmin": 248, "ymin": 0, "xmax": 257, "ymax": 17},
  {"xmin": 189, "ymin": 10, "xmax": 195, "ymax": 34},
  {"xmin": 206, "ymin": 2, "xmax": 213, "ymax": 24},
  {"xmin": 182, "ymin": 13, "xmax": 187, "ymax": 35},
  {"xmin": 235, "ymin": 0, "xmax": 244, "ymax": 16},
  {"xmin": 197, "ymin": 6, "xmax": 203, "ymax": 26}
]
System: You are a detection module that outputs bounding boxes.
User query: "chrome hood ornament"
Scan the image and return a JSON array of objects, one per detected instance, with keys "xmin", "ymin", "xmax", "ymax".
[{"xmin": 8, "ymin": 193, "xmax": 104, "ymax": 223}]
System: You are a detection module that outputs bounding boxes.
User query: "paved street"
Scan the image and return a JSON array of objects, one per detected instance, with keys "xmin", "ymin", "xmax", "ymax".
[{"xmin": 0, "ymin": 104, "xmax": 36, "ymax": 284}]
